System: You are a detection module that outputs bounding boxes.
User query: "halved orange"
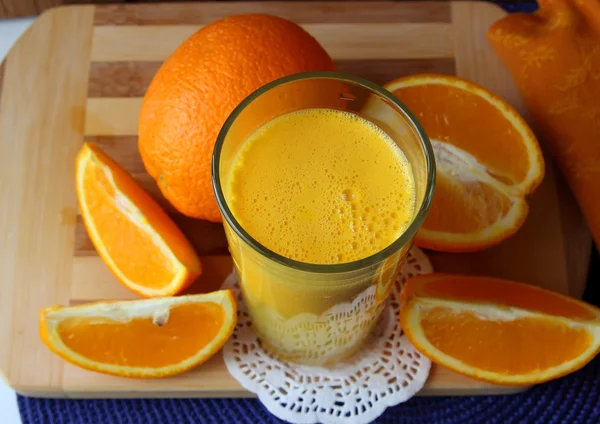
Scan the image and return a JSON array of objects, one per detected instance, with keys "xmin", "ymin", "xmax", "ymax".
[
  {"xmin": 40, "ymin": 290, "xmax": 236, "ymax": 378},
  {"xmin": 400, "ymin": 273, "xmax": 600, "ymax": 385},
  {"xmin": 76, "ymin": 142, "xmax": 201, "ymax": 297},
  {"xmin": 385, "ymin": 74, "xmax": 545, "ymax": 252}
]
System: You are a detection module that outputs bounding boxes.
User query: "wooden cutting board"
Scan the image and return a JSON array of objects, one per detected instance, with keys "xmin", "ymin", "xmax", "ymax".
[{"xmin": 0, "ymin": 1, "xmax": 592, "ymax": 399}]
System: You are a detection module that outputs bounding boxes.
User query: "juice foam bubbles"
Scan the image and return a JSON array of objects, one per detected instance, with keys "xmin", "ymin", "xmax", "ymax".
[{"xmin": 227, "ymin": 108, "xmax": 416, "ymax": 265}]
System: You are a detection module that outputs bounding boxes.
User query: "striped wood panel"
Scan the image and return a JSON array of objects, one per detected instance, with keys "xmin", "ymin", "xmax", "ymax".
[{"xmin": 0, "ymin": 1, "xmax": 591, "ymax": 399}]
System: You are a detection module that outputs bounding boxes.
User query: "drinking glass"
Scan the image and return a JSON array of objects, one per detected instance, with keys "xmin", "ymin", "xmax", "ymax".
[{"xmin": 212, "ymin": 72, "xmax": 435, "ymax": 365}]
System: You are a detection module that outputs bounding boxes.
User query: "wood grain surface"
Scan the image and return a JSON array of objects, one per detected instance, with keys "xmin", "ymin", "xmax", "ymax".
[
  {"xmin": 0, "ymin": 4, "xmax": 96, "ymax": 394},
  {"xmin": 0, "ymin": 1, "xmax": 592, "ymax": 399},
  {"xmin": 0, "ymin": 0, "xmax": 64, "ymax": 18}
]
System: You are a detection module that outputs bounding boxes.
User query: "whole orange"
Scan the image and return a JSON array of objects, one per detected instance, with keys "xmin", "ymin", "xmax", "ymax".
[{"xmin": 138, "ymin": 14, "xmax": 336, "ymax": 222}]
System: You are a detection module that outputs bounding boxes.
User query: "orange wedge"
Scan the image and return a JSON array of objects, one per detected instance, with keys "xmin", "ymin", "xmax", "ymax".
[
  {"xmin": 40, "ymin": 290, "xmax": 236, "ymax": 378},
  {"xmin": 76, "ymin": 142, "xmax": 201, "ymax": 297},
  {"xmin": 400, "ymin": 273, "xmax": 600, "ymax": 385},
  {"xmin": 385, "ymin": 74, "xmax": 545, "ymax": 252}
]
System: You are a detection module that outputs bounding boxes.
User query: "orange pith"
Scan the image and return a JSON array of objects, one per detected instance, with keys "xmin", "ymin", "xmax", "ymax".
[
  {"xmin": 39, "ymin": 291, "xmax": 236, "ymax": 378},
  {"xmin": 76, "ymin": 142, "xmax": 201, "ymax": 297},
  {"xmin": 385, "ymin": 74, "xmax": 545, "ymax": 253},
  {"xmin": 400, "ymin": 274, "xmax": 600, "ymax": 385}
]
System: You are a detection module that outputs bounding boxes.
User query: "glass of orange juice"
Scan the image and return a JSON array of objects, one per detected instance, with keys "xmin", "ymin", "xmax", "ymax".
[{"xmin": 212, "ymin": 72, "xmax": 434, "ymax": 365}]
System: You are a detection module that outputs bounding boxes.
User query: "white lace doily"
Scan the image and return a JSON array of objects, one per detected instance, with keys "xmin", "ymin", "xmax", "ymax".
[{"xmin": 221, "ymin": 247, "xmax": 433, "ymax": 424}]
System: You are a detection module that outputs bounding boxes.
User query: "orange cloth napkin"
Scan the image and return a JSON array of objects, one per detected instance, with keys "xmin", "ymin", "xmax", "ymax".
[{"xmin": 488, "ymin": 0, "xmax": 600, "ymax": 247}]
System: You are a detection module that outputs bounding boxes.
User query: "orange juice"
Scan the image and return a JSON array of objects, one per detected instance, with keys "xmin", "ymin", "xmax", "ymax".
[
  {"xmin": 223, "ymin": 108, "xmax": 417, "ymax": 363},
  {"xmin": 227, "ymin": 108, "xmax": 416, "ymax": 264}
]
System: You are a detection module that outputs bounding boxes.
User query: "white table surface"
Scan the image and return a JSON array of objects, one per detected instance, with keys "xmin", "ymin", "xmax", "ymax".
[{"xmin": 1, "ymin": 16, "xmax": 37, "ymax": 424}]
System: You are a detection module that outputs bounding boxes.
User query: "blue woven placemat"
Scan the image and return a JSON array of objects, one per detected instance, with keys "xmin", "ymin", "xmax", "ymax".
[{"xmin": 18, "ymin": 1, "xmax": 600, "ymax": 423}]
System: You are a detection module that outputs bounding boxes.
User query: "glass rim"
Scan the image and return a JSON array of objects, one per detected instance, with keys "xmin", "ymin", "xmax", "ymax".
[{"xmin": 212, "ymin": 71, "xmax": 436, "ymax": 274}]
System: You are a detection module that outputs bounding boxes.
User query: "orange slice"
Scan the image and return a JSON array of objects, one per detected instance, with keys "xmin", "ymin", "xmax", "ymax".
[
  {"xmin": 76, "ymin": 142, "xmax": 201, "ymax": 297},
  {"xmin": 40, "ymin": 290, "xmax": 236, "ymax": 378},
  {"xmin": 385, "ymin": 74, "xmax": 545, "ymax": 252},
  {"xmin": 400, "ymin": 273, "xmax": 600, "ymax": 385}
]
